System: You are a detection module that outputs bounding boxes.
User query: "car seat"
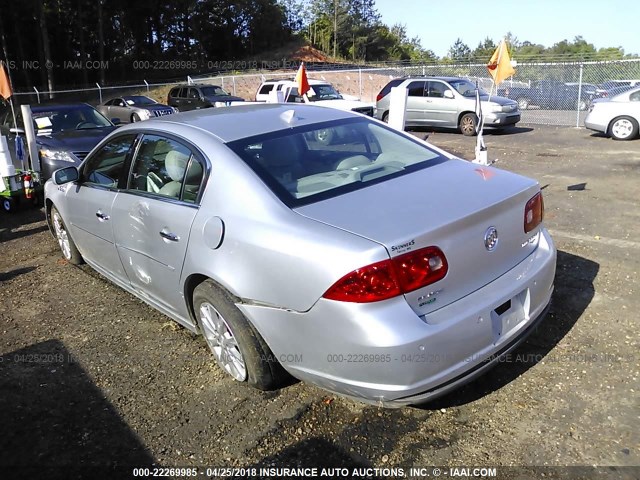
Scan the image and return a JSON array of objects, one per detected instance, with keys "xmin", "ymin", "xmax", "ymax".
[{"xmin": 158, "ymin": 150, "xmax": 191, "ymax": 198}]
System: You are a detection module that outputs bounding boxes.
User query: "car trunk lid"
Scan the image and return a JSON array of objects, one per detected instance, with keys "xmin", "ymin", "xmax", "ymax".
[{"xmin": 295, "ymin": 159, "xmax": 542, "ymax": 316}]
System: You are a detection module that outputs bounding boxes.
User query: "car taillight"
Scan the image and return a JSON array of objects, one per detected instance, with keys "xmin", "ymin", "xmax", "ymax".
[
  {"xmin": 524, "ymin": 192, "xmax": 544, "ymax": 233},
  {"xmin": 376, "ymin": 93, "xmax": 384, "ymax": 102},
  {"xmin": 323, "ymin": 247, "xmax": 448, "ymax": 303}
]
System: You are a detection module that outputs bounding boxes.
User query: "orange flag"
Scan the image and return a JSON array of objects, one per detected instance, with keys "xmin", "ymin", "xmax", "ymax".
[
  {"xmin": 487, "ymin": 39, "xmax": 516, "ymax": 86},
  {"xmin": 0, "ymin": 63, "xmax": 12, "ymax": 100},
  {"xmin": 295, "ymin": 62, "xmax": 310, "ymax": 97}
]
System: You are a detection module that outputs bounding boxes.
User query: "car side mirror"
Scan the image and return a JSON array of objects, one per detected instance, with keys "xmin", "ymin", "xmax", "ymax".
[
  {"xmin": 444, "ymin": 90, "xmax": 454, "ymax": 99},
  {"xmin": 9, "ymin": 127, "xmax": 25, "ymax": 134},
  {"xmin": 52, "ymin": 166, "xmax": 79, "ymax": 185},
  {"xmin": 111, "ymin": 118, "xmax": 121, "ymax": 125}
]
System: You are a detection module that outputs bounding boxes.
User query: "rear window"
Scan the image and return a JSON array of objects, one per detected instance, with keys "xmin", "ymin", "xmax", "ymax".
[
  {"xmin": 377, "ymin": 79, "xmax": 404, "ymax": 100},
  {"xmin": 258, "ymin": 84, "xmax": 274, "ymax": 95},
  {"xmin": 227, "ymin": 117, "xmax": 446, "ymax": 207}
]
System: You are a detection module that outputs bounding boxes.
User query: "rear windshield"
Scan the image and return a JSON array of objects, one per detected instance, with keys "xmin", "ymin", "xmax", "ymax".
[{"xmin": 227, "ymin": 117, "xmax": 447, "ymax": 207}]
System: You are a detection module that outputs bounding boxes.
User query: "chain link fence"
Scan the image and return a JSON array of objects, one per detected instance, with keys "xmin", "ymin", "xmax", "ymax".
[{"xmin": 8, "ymin": 58, "xmax": 640, "ymax": 128}]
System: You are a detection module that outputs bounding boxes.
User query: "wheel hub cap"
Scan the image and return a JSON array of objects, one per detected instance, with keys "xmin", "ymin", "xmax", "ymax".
[{"xmin": 53, "ymin": 212, "xmax": 72, "ymax": 260}]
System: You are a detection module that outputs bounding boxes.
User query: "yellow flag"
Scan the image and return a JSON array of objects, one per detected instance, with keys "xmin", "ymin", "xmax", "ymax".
[
  {"xmin": 487, "ymin": 40, "xmax": 516, "ymax": 86},
  {"xmin": 0, "ymin": 63, "xmax": 12, "ymax": 100}
]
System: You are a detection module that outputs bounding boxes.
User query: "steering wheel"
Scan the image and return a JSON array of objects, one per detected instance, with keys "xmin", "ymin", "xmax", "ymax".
[{"xmin": 76, "ymin": 122, "xmax": 96, "ymax": 129}]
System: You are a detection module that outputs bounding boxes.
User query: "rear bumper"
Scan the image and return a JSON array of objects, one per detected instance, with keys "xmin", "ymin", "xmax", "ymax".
[
  {"xmin": 240, "ymin": 228, "xmax": 556, "ymax": 406},
  {"xmin": 584, "ymin": 114, "xmax": 608, "ymax": 134}
]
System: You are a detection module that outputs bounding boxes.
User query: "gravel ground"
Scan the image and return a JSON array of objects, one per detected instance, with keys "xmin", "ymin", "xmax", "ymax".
[{"xmin": 0, "ymin": 125, "xmax": 638, "ymax": 480}]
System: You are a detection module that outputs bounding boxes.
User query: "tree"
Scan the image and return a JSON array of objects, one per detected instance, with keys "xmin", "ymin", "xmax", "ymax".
[
  {"xmin": 472, "ymin": 37, "xmax": 496, "ymax": 61},
  {"xmin": 448, "ymin": 38, "xmax": 471, "ymax": 62}
]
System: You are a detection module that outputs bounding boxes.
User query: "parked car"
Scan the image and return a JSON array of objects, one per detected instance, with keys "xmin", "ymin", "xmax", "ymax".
[
  {"xmin": 254, "ymin": 78, "xmax": 294, "ymax": 101},
  {"xmin": 45, "ymin": 103, "xmax": 555, "ymax": 406},
  {"xmin": 375, "ymin": 76, "xmax": 520, "ymax": 135},
  {"xmin": 255, "ymin": 79, "xmax": 374, "ymax": 116},
  {"xmin": 498, "ymin": 80, "xmax": 595, "ymax": 110},
  {"xmin": 565, "ymin": 82, "xmax": 598, "ymax": 97},
  {"xmin": 0, "ymin": 103, "xmax": 117, "ymax": 181},
  {"xmin": 584, "ymin": 86, "xmax": 640, "ymax": 140},
  {"xmin": 167, "ymin": 84, "xmax": 244, "ymax": 111},
  {"xmin": 97, "ymin": 95, "xmax": 176, "ymax": 123}
]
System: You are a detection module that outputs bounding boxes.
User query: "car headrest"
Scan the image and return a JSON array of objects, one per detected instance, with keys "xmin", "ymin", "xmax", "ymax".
[{"xmin": 164, "ymin": 150, "xmax": 191, "ymax": 181}]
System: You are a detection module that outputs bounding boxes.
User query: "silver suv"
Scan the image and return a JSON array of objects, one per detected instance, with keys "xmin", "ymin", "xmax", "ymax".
[{"xmin": 375, "ymin": 77, "xmax": 520, "ymax": 135}]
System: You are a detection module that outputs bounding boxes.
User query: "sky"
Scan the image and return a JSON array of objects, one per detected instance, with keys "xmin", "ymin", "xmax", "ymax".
[{"xmin": 374, "ymin": 0, "xmax": 639, "ymax": 57}]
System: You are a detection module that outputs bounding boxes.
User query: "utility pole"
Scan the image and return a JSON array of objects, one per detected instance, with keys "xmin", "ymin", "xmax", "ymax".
[{"xmin": 333, "ymin": 0, "xmax": 337, "ymax": 59}]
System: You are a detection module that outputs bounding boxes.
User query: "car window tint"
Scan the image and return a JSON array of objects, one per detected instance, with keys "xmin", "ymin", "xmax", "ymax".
[
  {"xmin": 259, "ymin": 84, "xmax": 274, "ymax": 95},
  {"xmin": 427, "ymin": 82, "xmax": 447, "ymax": 98},
  {"xmin": 630, "ymin": 90, "xmax": 640, "ymax": 102},
  {"xmin": 228, "ymin": 118, "xmax": 445, "ymax": 206},
  {"xmin": 188, "ymin": 88, "xmax": 199, "ymax": 99},
  {"xmin": 83, "ymin": 135, "xmax": 136, "ymax": 187},
  {"xmin": 407, "ymin": 81, "xmax": 426, "ymax": 97},
  {"xmin": 128, "ymin": 134, "xmax": 197, "ymax": 201}
]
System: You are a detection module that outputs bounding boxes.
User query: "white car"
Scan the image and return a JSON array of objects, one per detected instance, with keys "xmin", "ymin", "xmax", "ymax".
[
  {"xmin": 255, "ymin": 79, "xmax": 375, "ymax": 117},
  {"xmin": 584, "ymin": 86, "xmax": 640, "ymax": 140}
]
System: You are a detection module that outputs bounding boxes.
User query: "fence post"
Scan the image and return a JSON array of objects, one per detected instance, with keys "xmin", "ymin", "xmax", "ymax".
[
  {"xmin": 422, "ymin": 65, "xmax": 425, "ymax": 76},
  {"xmin": 576, "ymin": 63, "xmax": 584, "ymax": 128},
  {"xmin": 144, "ymin": 80, "xmax": 149, "ymax": 92},
  {"xmin": 232, "ymin": 76, "xmax": 236, "ymax": 95},
  {"xmin": 358, "ymin": 68, "xmax": 362, "ymax": 99},
  {"xmin": 187, "ymin": 75, "xmax": 193, "ymax": 85},
  {"xmin": 96, "ymin": 83, "xmax": 102, "ymax": 104},
  {"xmin": 33, "ymin": 87, "xmax": 40, "ymax": 104}
]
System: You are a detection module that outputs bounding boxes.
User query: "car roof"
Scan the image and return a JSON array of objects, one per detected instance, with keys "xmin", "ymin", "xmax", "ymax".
[
  {"xmin": 116, "ymin": 103, "xmax": 354, "ymax": 143},
  {"xmin": 31, "ymin": 103, "xmax": 94, "ymax": 112},
  {"xmin": 172, "ymin": 84, "xmax": 221, "ymax": 89},
  {"xmin": 400, "ymin": 76, "xmax": 467, "ymax": 83}
]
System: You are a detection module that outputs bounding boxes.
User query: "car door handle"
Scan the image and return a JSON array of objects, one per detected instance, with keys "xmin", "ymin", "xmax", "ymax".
[
  {"xmin": 159, "ymin": 230, "xmax": 180, "ymax": 242},
  {"xmin": 95, "ymin": 210, "xmax": 110, "ymax": 221}
]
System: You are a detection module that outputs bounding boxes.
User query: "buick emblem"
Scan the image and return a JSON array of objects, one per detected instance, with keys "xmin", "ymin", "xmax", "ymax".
[{"xmin": 484, "ymin": 227, "xmax": 499, "ymax": 251}]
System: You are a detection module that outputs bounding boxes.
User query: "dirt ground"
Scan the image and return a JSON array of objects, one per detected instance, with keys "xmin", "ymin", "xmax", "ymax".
[{"xmin": 0, "ymin": 124, "xmax": 638, "ymax": 480}]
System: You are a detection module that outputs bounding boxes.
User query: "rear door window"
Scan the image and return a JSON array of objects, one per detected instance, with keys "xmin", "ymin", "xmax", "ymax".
[{"xmin": 407, "ymin": 81, "xmax": 426, "ymax": 97}]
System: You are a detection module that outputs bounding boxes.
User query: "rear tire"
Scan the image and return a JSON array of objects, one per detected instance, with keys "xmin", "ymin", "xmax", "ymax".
[
  {"xmin": 517, "ymin": 98, "xmax": 530, "ymax": 110},
  {"xmin": 381, "ymin": 111, "xmax": 389, "ymax": 123},
  {"xmin": 51, "ymin": 205, "xmax": 83, "ymax": 265},
  {"xmin": 131, "ymin": 113, "xmax": 141, "ymax": 123},
  {"xmin": 193, "ymin": 280, "xmax": 287, "ymax": 390},
  {"xmin": 459, "ymin": 113, "xmax": 477, "ymax": 136},
  {"xmin": 609, "ymin": 116, "xmax": 638, "ymax": 141}
]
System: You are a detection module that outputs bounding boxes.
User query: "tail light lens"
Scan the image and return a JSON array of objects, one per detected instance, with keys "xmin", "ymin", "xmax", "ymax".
[
  {"xmin": 323, "ymin": 247, "xmax": 448, "ymax": 303},
  {"xmin": 524, "ymin": 192, "xmax": 544, "ymax": 233},
  {"xmin": 376, "ymin": 93, "xmax": 384, "ymax": 102}
]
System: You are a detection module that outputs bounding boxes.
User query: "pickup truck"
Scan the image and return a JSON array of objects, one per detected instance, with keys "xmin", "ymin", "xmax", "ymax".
[{"xmin": 498, "ymin": 80, "xmax": 595, "ymax": 111}]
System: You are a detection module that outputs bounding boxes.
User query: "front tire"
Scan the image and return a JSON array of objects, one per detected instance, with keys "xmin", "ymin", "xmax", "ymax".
[
  {"xmin": 2, "ymin": 197, "xmax": 16, "ymax": 213},
  {"xmin": 609, "ymin": 116, "xmax": 638, "ymax": 141},
  {"xmin": 131, "ymin": 113, "xmax": 141, "ymax": 123},
  {"xmin": 51, "ymin": 205, "xmax": 83, "ymax": 265},
  {"xmin": 193, "ymin": 280, "xmax": 286, "ymax": 390},
  {"xmin": 459, "ymin": 113, "xmax": 477, "ymax": 136}
]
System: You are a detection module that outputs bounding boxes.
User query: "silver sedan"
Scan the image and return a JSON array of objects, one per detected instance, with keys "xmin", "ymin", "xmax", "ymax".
[
  {"xmin": 584, "ymin": 86, "xmax": 640, "ymax": 140},
  {"xmin": 44, "ymin": 104, "xmax": 556, "ymax": 406},
  {"xmin": 97, "ymin": 95, "xmax": 177, "ymax": 123}
]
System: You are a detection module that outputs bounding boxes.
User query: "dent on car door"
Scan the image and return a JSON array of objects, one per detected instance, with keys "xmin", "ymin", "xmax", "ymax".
[
  {"xmin": 111, "ymin": 133, "xmax": 205, "ymax": 318},
  {"xmin": 63, "ymin": 134, "xmax": 137, "ymax": 283}
]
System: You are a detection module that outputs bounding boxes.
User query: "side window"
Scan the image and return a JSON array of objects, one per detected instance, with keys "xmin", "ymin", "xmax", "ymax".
[
  {"xmin": 127, "ymin": 134, "xmax": 204, "ymax": 202},
  {"xmin": 259, "ymin": 84, "xmax": 274, "ymax": 95},
  {"xmin": 407, "ymin": 81, "xmax": 426, "ymax": 97},
  {"xmin": 426, "ymin": 81, "xmax": 447, "ymax": 98},
  {"xmin": 82, "ymin": 135, "xmax": 137, "ymax": 187},
  {"xmin": 188, "ymin": 88, "xmax": 200, "ymax": 99},
  {"xmin": 630, "ymin": 91, "xmax": 640, "ymax": 102}
]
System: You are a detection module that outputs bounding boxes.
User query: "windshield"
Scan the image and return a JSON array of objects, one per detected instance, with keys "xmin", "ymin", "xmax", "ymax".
[
  {"xmin": 307, "ymin": 84, "xmax": 343, "ymax": 101},
  {"xmin": 227, "ymin": 118, "xmax": 446, "ymax": 207},
  {"xmin": 449, "ymin": 79, "xmax": 487, "ymax": 97},
  {"xmin": 125, "ymin": 96, "xmax": 157, "ymax": 106},
  {"xmin": 32, "ymin": 105, "xmax": 112, "ymax": 134},
  {"xmin": 201, "ymin": 86, "xmax": 229, "ymax": 97}
]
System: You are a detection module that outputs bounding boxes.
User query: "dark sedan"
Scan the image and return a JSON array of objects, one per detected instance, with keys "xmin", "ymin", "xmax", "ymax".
[
  {"xmin": 167, "ymin": 84, "xmax": 244, "ymax": 111},
  {"xmin": 0, "ymin": 103, "xmax": 117, "ymax": 181}
]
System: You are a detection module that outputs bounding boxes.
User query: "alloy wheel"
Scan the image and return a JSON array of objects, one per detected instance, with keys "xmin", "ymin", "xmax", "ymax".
[
  {"xmin": 199, "ymin": 302, "xmax": 247, "ymax": 381},
  {"xmin": 52, "ymin": 210, "xmax": 72, "ymax": 260}
]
